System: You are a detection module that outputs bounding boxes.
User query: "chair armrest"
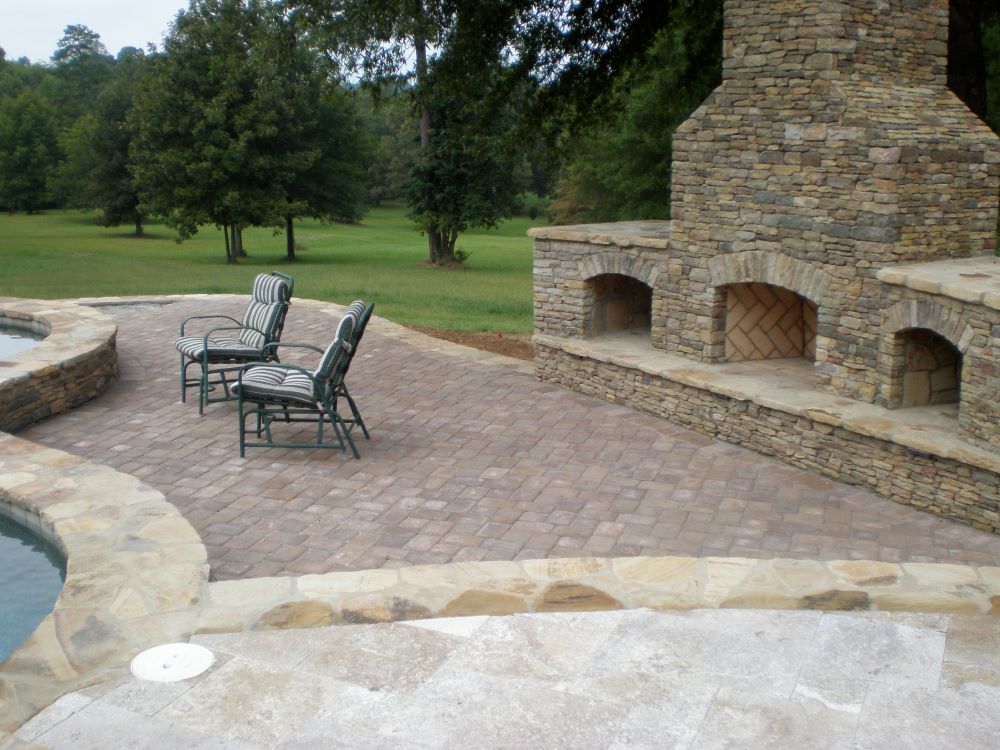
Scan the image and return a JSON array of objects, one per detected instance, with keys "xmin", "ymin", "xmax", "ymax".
[
  {"xmin": 262, "ymin": 342, "xmax": 324, "ymax": 356},
  {"xmin": 179, "ymin": 314, "xmax": 241, "ymax": 336}
]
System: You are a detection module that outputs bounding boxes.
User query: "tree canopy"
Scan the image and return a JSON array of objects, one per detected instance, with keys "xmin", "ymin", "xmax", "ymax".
[{"xmin": 130, "ymin": 0, "xmax": 372, "ymax": 260}]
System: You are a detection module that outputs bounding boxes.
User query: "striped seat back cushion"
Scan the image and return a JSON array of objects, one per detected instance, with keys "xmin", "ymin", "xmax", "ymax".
[
  {"xmin": 251, "ymin": 273, "xmax": 290, "ymax": 304},
  {"xmin": 238, "ymin": 275, "xmax": 292, "ymax": 350},
  {"xmin": 344, "ymin": 300, "xmax": 366, "ymax": 344},
  {"xmin": 313, "ymin": 305, "xmax": 362, "ymax": 382},
  {"xmin": 240, "ymin": 301, "xmax": 283, "ymax": 350}
]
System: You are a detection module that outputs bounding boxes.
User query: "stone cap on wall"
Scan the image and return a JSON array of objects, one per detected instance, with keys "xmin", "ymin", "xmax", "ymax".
[
  {"xmin": 877, "ymin": 255, "xmax": 1000, "ymax": 310},
  {"xmin": 528, "ymin": 221, "xmax": 672, "ymax": 250}
]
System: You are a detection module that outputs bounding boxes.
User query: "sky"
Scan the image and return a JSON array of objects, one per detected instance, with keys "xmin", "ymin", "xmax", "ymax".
[{"xmin": 2, "ymin": 0, "xmax": 189, "ymax": 63}]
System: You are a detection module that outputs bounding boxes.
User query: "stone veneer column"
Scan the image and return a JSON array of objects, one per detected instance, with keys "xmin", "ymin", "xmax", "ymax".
[{"xmin": 665, "ymin": 0, "xmax": 1000, "ymax": 401}]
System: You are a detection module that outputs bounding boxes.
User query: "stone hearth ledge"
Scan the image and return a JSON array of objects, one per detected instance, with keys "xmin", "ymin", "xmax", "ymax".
[
  {"xmin": 877, "ymin": 255, "xmax": 1000, "ymax": 309},
  {"xmin": 534, "ymin": 332, "xmax": 1000, "ymax": 476},
  {"xmin": 528, "ymin": 220, "xmax": 672, "ymax": 249}
]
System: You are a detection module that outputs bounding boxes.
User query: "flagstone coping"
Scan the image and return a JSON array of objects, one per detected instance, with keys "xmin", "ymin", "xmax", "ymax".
[
  {"xmin": 2, "ymin": 294, "xmax": 999, "ymax": 734},
  {"xmin": 0, "ymin": 433, "xmax": 209, "ymax": 733}
]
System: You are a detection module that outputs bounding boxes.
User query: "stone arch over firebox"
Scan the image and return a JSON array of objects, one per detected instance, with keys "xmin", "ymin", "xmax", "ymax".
[
  {"xmin": 578, "ymin": 252, "xmax": 661, "ymax": 290},
  {"xmin": 578, "ymin": 252, "xmax": 663, "ymax": 340},
  {"xmin": 706, "ymin": 252, "xmax": 836, "ymax": 361},
  {"xmin": 878, "ymin": 299, "xmax": 974, "ymax": 409}
]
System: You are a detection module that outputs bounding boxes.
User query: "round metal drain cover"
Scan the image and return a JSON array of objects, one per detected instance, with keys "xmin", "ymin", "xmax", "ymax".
[{"xmin": 130, "ymin": 643, "xmax": 215, "ymax": 682}]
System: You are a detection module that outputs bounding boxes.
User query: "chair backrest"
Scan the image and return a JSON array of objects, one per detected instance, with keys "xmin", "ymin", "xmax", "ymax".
[
  {"xmin": 313, "ymin": 309, "xmax": 358, "ymax": 386},
  {"xmin": 239, "ymin": 272, "xmax": 294, "ymax": 350},
  {"xmin": 344, "ymin": 302, "xmax": 374, "ymax": 371}
]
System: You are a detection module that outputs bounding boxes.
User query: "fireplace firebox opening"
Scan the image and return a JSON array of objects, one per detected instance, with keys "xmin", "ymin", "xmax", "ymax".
[
  {"xmin": 898, "ymin": 328, "xmax": 962, "ymax": 407},
  {"xmin": 589, "ymin": 274, "xmax": 652, "ymax": 336},
  {"xmin": 724, "ymin": 283, "xmax": 818, "ymax": 362}
]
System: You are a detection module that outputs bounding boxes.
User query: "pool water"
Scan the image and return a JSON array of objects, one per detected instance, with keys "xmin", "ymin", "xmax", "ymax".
[
  {"xmin": 0, "ymin": 514, "xmax": 65, "ymax": 662},
  {"xmin": 0, "ymin": 328, "xmax": 43, "ymax": 358}
]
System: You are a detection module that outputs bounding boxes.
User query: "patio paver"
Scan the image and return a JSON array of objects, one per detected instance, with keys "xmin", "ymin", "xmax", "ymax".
[{"xmin": 18, "ymin": 297, "xmax": 1000, "ymax": 580}]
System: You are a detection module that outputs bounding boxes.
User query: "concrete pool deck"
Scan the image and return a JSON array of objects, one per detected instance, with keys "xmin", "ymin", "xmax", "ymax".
[
  {"xmin": 2, "ymin": 295, "xmax": 1000, "ymax": 744},
  {"xmin": 9, "ymin": 609, "xmax": 1000, "ymax": 749}
]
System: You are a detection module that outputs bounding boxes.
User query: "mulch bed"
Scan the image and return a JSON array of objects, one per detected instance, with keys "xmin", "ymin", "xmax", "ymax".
[{"xmin": 407, "ymin": 326, "xmax": 533, "ymax": 361}]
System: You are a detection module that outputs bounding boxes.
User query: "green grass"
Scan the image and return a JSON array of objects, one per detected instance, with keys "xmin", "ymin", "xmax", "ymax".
[{"xmin": 0, "ymin": 205, "xmax": 536, "ymax": 332}]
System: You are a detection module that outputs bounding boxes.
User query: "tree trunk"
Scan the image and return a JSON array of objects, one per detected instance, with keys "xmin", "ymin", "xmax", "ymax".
[
  {"xmin": 414, "ymin": 12, "xmax": 436, "ymax": 264},
  {"xmin": 134, "ymin": 216, "xmax": 143, "ymax": 237},
  {"xmin": 236, "ymin": 224, "xmax": 247, "ymax": 257},
  {"xmin": 285, "ymin": 214, "xmax": 296, "ymax": 261},
  {"xmin": 223, "ymin": 223, "xmax": 234, "ymax": 264},
  {"xmin": 427, "ymin": 226, "xmax": 442, "ymax": 264}
]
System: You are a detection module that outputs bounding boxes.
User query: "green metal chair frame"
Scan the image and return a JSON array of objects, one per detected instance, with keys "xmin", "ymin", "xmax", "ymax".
[
  {"xmin": 235, "ymin": 305, "xmax": 367, "ymax": 458},
  {"xmin": 177, "ymin": 271, "xmax": 294, "ymax": 415}
]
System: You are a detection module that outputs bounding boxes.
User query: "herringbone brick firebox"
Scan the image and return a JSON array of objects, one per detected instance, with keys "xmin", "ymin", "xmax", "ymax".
[{"xmin": 531, "ymin": 0, "xmax": 1000, "ymax": 534}]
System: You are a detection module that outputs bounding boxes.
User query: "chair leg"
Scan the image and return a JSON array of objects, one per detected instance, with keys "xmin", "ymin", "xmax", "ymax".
[
  {"xmin": 339, "ymin": 384, "xmax": 369, "ymax": 440},
  {"xmin": 198, "ymin": 361, "xmax": 207, "ymax": 416},
  {"xmin": 327, "ymin": 406, "xmax": 360, "ymax": 459},
  {"xmin": 179, "ymin": 354, "xmax": 187, "ymax": 403},
  {"xmin": 238, "ymin": 396, "xmax": 247, "ymax": 457}
]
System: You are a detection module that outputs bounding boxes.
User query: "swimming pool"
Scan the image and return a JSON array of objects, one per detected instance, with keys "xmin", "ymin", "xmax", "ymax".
[{"xmin": 0, "ymin": 514, "xmax": 65, "ymax": 662}]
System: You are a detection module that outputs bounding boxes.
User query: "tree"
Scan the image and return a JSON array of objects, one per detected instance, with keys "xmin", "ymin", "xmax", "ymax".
[
  {"xmin": 52, "ymin": 24, "xmax": 110, "ymax": 65},
  {"xmin": 51, "ymin": 25, "xmax": 114, "ymax": 125},
  {"xmin": 131, "ymin": 0, "xmax": 371, "ymax": 261},
  {"xmin": 403, "ymin": 40, "xmax": 526, "ymax": 263},
  {"xmin": 290, "ymin": 0, "xmax": 531, "ymax": 264},
  {"xmin": 86, "ymin": 48, "xmax": 148, "ymax": 233},
  {"xmin": 547, "ymin": 0, "xmax": 722, "ymax": 223},
  {"xmin": 280, "ymin": 85, "xmax": 373, "ymax": 259},
  {"xmin": 0, "ymin": 90, "xmax": 60, "ymax": 212}
]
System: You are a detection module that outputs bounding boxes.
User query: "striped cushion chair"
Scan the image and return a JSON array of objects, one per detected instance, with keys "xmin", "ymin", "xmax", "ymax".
[
  {"xmin": 175, "ymin": 272, "xmax": 293, "ymax": 414},
  {"xmin": 235, "ymin": 303, "xmax": 365, "ymax": 458}
]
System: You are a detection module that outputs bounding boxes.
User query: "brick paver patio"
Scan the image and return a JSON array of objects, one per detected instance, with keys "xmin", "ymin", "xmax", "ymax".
[{"xmin": 19, "ymin": 297, "xmax": 1000, "ymax": 580}]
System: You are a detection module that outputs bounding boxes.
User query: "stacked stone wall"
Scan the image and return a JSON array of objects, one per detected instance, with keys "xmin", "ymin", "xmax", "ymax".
[
  {"xmin": 533, "ymin": 234, "xmax": 669, "ymax": 344},
  {"xmin": 535, "ymin": 341, "xmax": 1000, "ymax": 535},
  {"xmin": 0, "ymin": 302, "xmax": 118, "ymax": 433}
]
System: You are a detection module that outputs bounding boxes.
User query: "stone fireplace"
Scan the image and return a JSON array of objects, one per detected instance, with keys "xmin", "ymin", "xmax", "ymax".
[{"xmin": 531, "ymin": 0, "xmax": 1000, "ymax": 534}]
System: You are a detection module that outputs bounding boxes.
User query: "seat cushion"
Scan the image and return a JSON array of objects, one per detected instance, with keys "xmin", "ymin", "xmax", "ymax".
[
  {"xmin": 176, "ymin": 335, "xmax": 261, "ymax": 361},
  {"xmin": 235, "ymin": 365, "xmax": 317, "ymax": 405}
]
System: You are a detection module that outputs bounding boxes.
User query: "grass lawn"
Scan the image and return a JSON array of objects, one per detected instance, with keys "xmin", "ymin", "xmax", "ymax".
[{"xmin": 0, "ymin": 205, "xmax": 537, "ymax": 332}]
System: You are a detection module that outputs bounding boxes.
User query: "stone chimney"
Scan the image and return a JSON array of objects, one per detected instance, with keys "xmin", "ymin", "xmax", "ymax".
[
  {"xmin": 672, "ymin": 0, "xmax": 998, "ymax": 272},
  {"xmin": 663, "ymin": 0, "xmax": 1000, "ymax": 396},
  {"xmin": 723, "ymin": 0, "xmax": 948, "ymax": 87}
]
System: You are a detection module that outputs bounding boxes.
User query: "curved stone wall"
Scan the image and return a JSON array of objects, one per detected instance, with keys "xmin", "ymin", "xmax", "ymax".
[{"xmin": 0, "ymin": 299, "xmax": 118, "ymax": 433}]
